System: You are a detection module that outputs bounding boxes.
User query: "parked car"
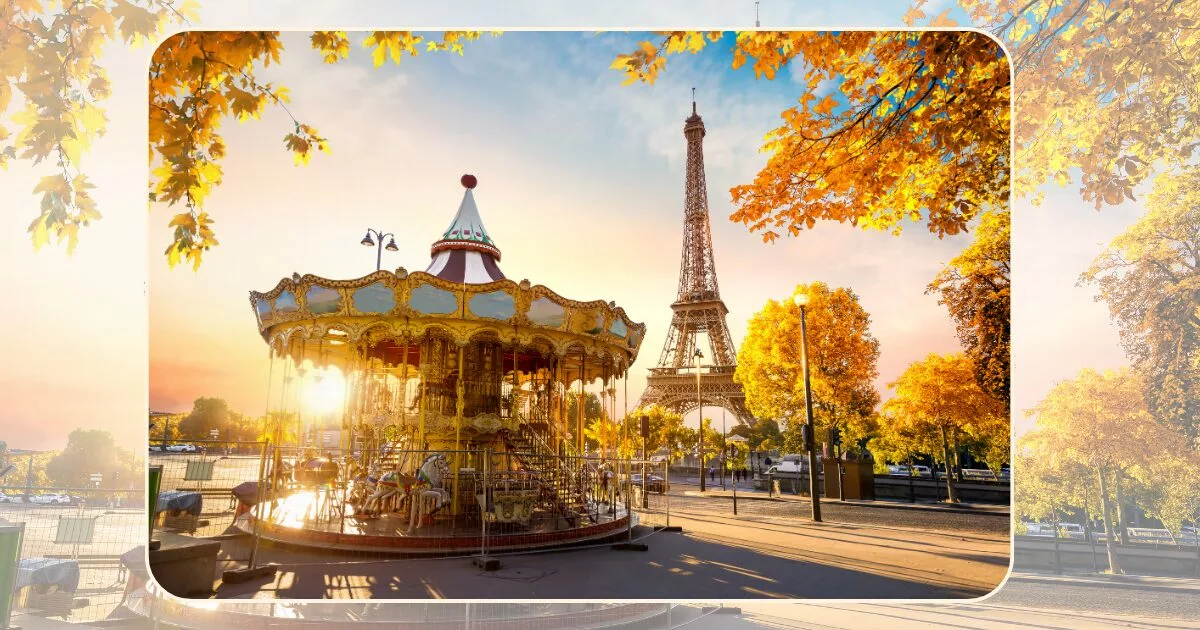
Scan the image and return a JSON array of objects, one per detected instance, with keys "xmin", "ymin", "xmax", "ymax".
[
  {"xmin": 629, "ymin": 473, "xmax": 668, "ymax": 494},
  {"xmin": 0, "ymin": 494, "xmax": 15, "ymax": 504},
  {"xmin": 29, "ymin": 493, "xmax": 71, "ymax": 506},
  {"xmin": 912, "ymin": 465, "xmax": 932, "ymax": 477},
  {"xmin": 887, "ymin": 464, "xmax": 912, "ymax": 476}
]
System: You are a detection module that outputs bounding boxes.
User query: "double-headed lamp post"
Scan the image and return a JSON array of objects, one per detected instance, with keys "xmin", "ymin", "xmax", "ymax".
[
  {"xmin": 360, "ymin": 228, "xmax": 399, "ymax": 271},
  {"xmin": 794, "ymin": 292, "xmax": 822, "ymax": 523},
  {"xmin": 694, "ymin": 348, "xmax": 705, "ymax": 493}
]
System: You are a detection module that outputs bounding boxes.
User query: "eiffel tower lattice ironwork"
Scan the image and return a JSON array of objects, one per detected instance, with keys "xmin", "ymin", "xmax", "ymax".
[{"xmin": 637, "ymin": 97, "xmax": 754, "ymax": 425}]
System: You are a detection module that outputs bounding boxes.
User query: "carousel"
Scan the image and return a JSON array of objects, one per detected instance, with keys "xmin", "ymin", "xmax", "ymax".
[{"xmin": 241, "ymin": 174, "xmax": 645, "ymax": 553}]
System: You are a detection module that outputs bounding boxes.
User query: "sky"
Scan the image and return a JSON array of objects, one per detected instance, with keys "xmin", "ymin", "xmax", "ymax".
[{"xmin": 0, "ymin": 0, "xmax": 1138, "ymax": 454}]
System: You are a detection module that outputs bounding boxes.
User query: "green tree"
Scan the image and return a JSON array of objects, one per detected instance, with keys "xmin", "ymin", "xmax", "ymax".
[
  {"xmin": 177, "ymin": 397, "xmax": 232, "ymax": 440},
  {"xmin": 45, "ymin": 429, "xmax": 138, "ymax": 489}
]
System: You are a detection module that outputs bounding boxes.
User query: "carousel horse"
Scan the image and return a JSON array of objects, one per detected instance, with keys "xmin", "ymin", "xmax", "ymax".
[
  {"xmin": 406, "ymin": 452, "xmax": 451, "ymax": 533},
  {"xmin": 359, "ymin": 467, "xmax": 412, "ymax": 518}
]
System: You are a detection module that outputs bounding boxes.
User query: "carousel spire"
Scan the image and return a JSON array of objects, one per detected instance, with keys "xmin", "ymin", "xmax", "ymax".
[{"xmin": 425, "ymin": 174, "xmax": 506, "ymax": 283}]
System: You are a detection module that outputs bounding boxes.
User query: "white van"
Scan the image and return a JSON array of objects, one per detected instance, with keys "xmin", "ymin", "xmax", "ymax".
[{"xmin": 765, "ymin": 460, "xmax": 809, "ymax": 476}]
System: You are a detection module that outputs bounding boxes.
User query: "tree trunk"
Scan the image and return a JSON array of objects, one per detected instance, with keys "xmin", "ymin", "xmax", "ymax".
[
  {"xmin": 1114, "ymin": 470, "xmax": 1129, "ymax": 544},
  {"xmin": 1097, "ymin": 467, "xmax": 1123, "ymax": 574},
  {"xmin": 938, "ymin": 423, "xmax": 959, "ymax": 503},
  {"xmin": 951, "ymin": 429, "xmax": 963, "ymax": 483}
]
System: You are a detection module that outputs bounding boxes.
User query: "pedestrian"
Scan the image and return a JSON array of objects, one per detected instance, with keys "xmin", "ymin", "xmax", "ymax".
[{"xmin": 709, "ymin": 466, "xmax": 715, "ymax": 483}]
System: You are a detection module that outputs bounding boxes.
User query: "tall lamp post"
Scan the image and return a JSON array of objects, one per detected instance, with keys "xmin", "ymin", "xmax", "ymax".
[
  {"xmin": 794, "ymin": 293, "xmax": 822, "ymax": 523},
  {"xmin": 694, "ymin": 348, "xmax": 705, "ymax": 493},
  {"xmin": 360, "ymin": 228, "xmax": 399, "ymax": 271}
]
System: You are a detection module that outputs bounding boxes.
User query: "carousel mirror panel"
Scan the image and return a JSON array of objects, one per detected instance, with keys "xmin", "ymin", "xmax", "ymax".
[
  {"xmin": 275, "ymin": 289, "xmax": 298, "ymax": 313},
  {"xmin": 526, "ymin": 297, "xmax": 566, "ymax": 327},
  {"xmin": 352, "ymin": 281, "xmax": 396, "ymax": 314},
  {"xmin": 608, "ymin": 317, "xmax": 627, "ymax": 338},
  {"xmin": 410, "ymin": 283, "xmax": 458, "ymax": 315},
  {"xmin": 305, "ymin": 285, "xmax": 342, "ymax": 315},
  {"xmin": 587, "ymin": 312, "xmax": 604, "ymax": 335},
  {"xmin": 468, "ymin": 290, "xmax": 515, "ymax": 320},
  {"xmin": 255, "ymin": 299, "xmax": 271, "ymax": 322}
]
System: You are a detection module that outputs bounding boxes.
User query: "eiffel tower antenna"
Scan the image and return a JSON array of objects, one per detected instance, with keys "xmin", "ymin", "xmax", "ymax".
[
  {"xmin": 755, "ymin": 1, "xmax": 761, "ymax": 27},
  {"xmin": 637, "ymin": 97, "xmax": 754, "ymax": 427}
]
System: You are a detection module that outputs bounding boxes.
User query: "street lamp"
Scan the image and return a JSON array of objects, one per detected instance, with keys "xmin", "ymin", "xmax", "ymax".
[
  {"xmin": 729, "ymin": 443, "xmax": 738, "ymax": 515},
  {"xmin": 793, "ymin": 292, "xmax": 822, "ymax": 523},
  {"xmin": 721, "ymin": 409, "xmax": 727, "ymax": 490},
  {"xmin": 360, "ymin": 228, "xmax": 399, "ymax": 271},
  {"xmin": 694, "ymin": 348, "xmax": 705, "ymax": 493}
]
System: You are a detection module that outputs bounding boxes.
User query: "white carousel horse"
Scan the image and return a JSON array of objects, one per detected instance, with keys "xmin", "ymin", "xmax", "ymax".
[{"xmin": 406, "ymin": 453, "xmax": 451, "ymax": 533}]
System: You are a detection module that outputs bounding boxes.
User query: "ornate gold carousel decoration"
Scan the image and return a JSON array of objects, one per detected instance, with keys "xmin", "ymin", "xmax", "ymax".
[{"xmin": 248, "ymin": 175, "xmax": 644, "ymax": 531}]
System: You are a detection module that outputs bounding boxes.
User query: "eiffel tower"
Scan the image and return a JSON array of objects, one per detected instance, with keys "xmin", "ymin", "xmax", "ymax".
[{"xmin": 637, "ymin": 96, "xmax": 754, "ymax": 425}]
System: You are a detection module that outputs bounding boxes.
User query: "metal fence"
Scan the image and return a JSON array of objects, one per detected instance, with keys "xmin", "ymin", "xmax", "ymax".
[
  {"xmin": 150, "ymin": 440, "xmax": 268, "ymax": 539},
  {"xmin": 0, "ymin": 485, "xmax": 143, "ymax": 624}
]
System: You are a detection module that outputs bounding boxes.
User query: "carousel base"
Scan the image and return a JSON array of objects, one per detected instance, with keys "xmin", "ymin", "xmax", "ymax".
[{"xmin": 238, "ymin": 491, "xmax": 633, "ymax": 556}]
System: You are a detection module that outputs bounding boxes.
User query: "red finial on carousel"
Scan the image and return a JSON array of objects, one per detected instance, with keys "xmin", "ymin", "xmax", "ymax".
[{"xmin": 461, "ymin": 174, "xmax": 478, "ymax": 189}]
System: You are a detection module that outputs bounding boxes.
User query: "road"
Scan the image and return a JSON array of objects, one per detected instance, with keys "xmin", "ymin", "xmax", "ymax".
[
  {"xmin": 662, "ymin": 490, "xmax": 1009, "ymax": 536},
  {"xmin": 989, "ymin": 573, "xmax": 1200, "ymax": 620}
]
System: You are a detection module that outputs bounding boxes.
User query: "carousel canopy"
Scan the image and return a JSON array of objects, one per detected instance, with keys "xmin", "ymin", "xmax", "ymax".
[{"xmin": 426, "ymin": 175, "xmax": 504, "ymax": 284}]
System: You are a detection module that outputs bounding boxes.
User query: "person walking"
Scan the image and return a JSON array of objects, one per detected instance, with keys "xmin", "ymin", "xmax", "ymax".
[{"xmin": 709, "ymin": 466, "xmax": 715, "ymax": 483}]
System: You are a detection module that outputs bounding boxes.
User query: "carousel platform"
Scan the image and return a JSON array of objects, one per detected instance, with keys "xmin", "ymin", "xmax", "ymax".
[{"xmin": 238, "ymin": 491, "xmax": 632, "ymax": 555}]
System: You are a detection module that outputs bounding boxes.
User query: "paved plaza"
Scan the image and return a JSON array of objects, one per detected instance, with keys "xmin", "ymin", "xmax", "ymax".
[{"xmin": 208, "ymin": 491, "xmax": 1008, "ymax": 599}]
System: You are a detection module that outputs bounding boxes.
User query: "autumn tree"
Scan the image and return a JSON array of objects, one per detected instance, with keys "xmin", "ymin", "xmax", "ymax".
[
  {"xmin": 928, "ymin": 210, "xmax": 1011, "ymax": 403},
  {"xmin": 1022, "ymin": 368, "xmax": 1191, "ymax": 573},
  {"xmin": 584, "ymin": 414, "xmax": 621, "ymax": 460},
  {"xmin": 950, "ymin": 0, "xmax": 1200, "ymax": 209},
  {"xmin": 1139, "ymin": 452, "xmax": 1200, "ymax": 541},
  {"xmin": 735, "ymin": 282, "xmax": 881, "ymax": 454},
  {"xmin": 881, "ymin": 353, "xmax": 1006, "ymax": 502},
  {"xmin": 567, "ymin": 392, "xmax": 604, "ymax": 446},
  {"xmin": 1082, "ymin": 168, "xmax": 1200, "ymax": 446}
]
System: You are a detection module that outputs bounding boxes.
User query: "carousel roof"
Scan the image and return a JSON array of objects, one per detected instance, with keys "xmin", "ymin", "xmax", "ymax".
[{"xmin": 426, "ymin": 175, "xmax": 505, "ymax": 284}]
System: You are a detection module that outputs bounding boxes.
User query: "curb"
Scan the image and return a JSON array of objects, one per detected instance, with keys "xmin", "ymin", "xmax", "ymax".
[
  {"xmin": 680, "ymin": 490, "xmax": 1009, "ymax": 517},
  {"xmin": 1007, "ymin": 572, "xmax": 1200, "ymax": 594}
]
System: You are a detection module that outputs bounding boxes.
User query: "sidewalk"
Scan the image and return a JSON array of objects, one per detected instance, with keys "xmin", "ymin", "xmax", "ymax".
[
  {"xmin": 677, "ymin": 478, "xmax": 1009, "ymax": 516},
  {"xmin": 1008, "ymin": 570, "xmax": 1200, "ymax": 593}
]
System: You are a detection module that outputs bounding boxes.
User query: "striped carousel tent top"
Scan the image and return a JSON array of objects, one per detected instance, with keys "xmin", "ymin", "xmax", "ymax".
[{"xmin": 425, "ymin": 174, "xmax": 506, "ymax": 284}]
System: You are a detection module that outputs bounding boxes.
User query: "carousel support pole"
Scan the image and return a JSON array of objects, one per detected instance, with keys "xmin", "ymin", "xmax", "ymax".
[
  {"xmin": 452, "ymin": 344, "xmax": 465, "ymax": 517},
  {"xmin": 578, "ymin": 353, "xmax": 586, "ymax": 455},
  {"xmin": 419, "ymin": 360, "xmax": 428, "ymax": 451},
  {"xmin": 401, "ymin": 330, "xmax": 410, "ymax": 437}
]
